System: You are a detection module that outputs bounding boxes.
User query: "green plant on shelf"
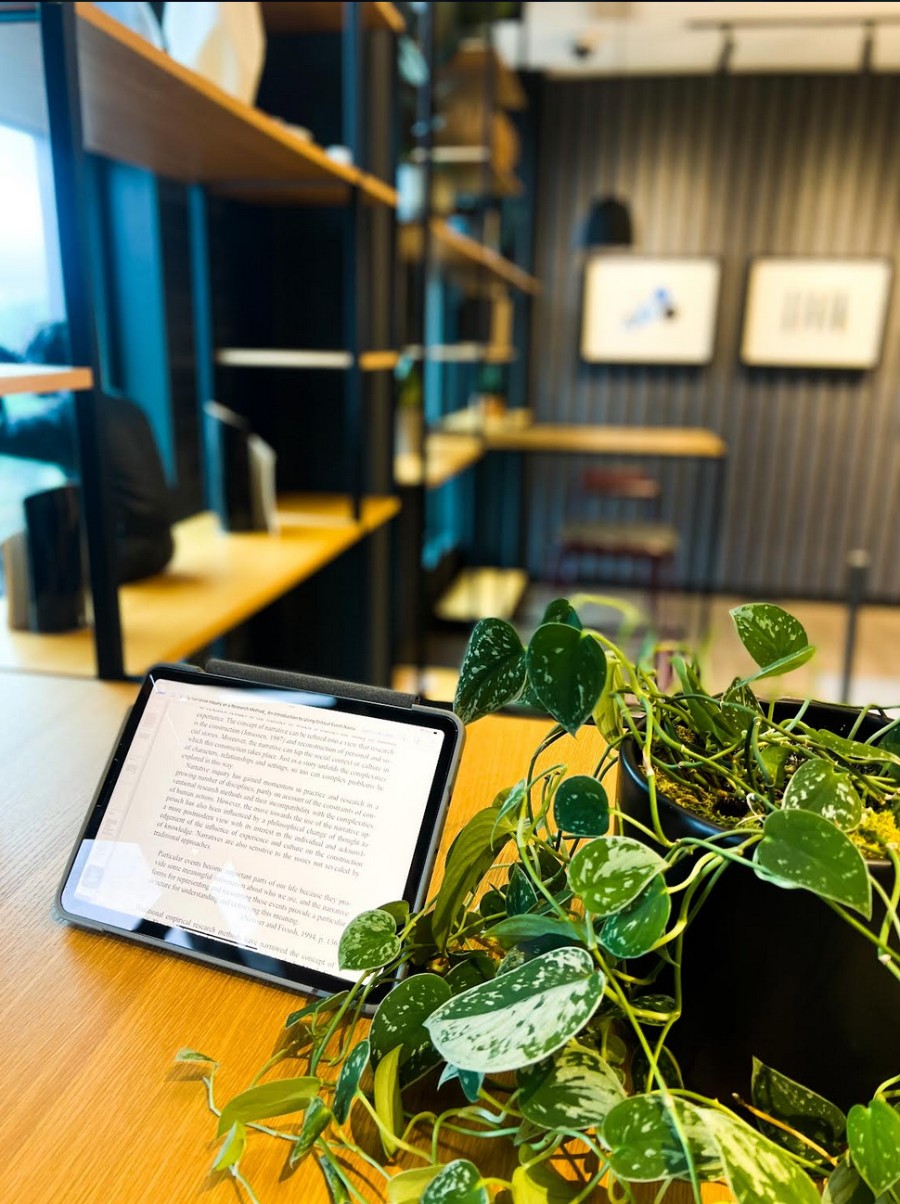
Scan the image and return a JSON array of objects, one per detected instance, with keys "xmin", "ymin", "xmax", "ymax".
[{"xmin": 176, "ymin": 600, "xmax": 900, "ymax": 1204}]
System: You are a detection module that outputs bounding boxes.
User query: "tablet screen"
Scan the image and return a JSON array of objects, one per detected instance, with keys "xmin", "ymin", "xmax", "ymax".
[{"xmin": 59, "ymin": 667, "xmax": 463, "ymax": 996}]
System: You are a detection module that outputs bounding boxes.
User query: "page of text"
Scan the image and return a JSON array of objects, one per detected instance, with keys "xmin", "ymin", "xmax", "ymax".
[{"xmin": 73, "ymin": 678, "xmax": 446, "ymax": 978}]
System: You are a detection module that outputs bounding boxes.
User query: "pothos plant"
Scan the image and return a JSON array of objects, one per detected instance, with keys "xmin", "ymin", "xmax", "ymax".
[{"xmin": 175, "ymin": 601, "xmax": 900, "ymax": 1204}]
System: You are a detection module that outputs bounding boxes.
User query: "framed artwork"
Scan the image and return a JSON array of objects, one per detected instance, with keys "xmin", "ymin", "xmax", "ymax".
[
  {"xmin": 581, "ymin": 255, "xmax": 721, "ymax": 365},
  {"xmin": 741, "ymin": 257, "xmax": 893, "ymax": 369}
]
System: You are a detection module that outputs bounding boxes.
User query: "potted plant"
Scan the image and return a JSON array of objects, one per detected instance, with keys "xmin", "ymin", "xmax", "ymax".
[{"xmin": 176, "ymin": 601, "xmax": 900, "ymax": 1204}]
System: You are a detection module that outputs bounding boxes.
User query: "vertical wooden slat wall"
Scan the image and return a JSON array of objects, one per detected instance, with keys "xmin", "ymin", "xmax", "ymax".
[{"xmin": 529, "ymin": 73, "xmax": 900, "ymax": 601}]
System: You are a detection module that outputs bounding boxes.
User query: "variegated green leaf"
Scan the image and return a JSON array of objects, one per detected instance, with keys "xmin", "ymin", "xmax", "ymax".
[
  {"xmin": 377, "ymin": 900, "xmax": 411, "ymax": 926},
  {"xmin": 487, "ymin": 914, "xmax": 586, "ymax": 949},
  {"xmin": 823, "ymin": 1162, "xmax": 885, "ymax": 1204},
  {"xmin": 388, "ymin": 1166, "xmax": 443, "ymax": 1203},
  {"xmin": 847, "ymin": 1099, "xmax": 900, "ymax": 1196},
  {"xmin": 174, "ymin": 1048, "xmax": 218, "ymax": 1065},
  {"xmin": 316, "ymin": 1154, "xmax": 351, "ymax": 1203},
  {"xmin": 631, "ymin": 994, "xmax": 677, "ymax": 1026},
  {"xmin": 371, "ymin": 973, "xmax": 452, "ymax": 1085},
  {"xmin": 338, "ymin": 909, "xmax": 402, "ymax": 971},
  {"xmin": 285, "ymin": 992, "xmax": 348, "ymax": 1031},
  {"xmin": 592, "ymin": 655, "xmax": 625, "ymax": 742},
  {"xmin": 526, "ymin": 623, "xmax": 607, "ymax": 736},
  {"xmin": 454, "ymin": 618, "xmax": 526, "ymax": 725},
  {"xmin": 494, "ymin": 780, "xmax": 527, "ymax": 837},
  {"xmin": 782, "ymin": 758, "xmax": 863, "ymax": 831},
  {"xmin": 730, "ymin": 603, "xmax": 815, "ymax": 679},
  {"xmin": 604, "ymin": 1095, "xmax": 722, "ymax": 1182},
  {"xmin": 815, "ymin": 729, "xmax": 897, "ymax": 764},
  {"xmin": 332, "ymin": 1038, "xmax": 369, "ymax": 1125},
  {"xmin": 424, "ymin": 947, "xmax": 605, "ymax": 1073},
  {"xmin": 541, "ymin": 598, "xmax": 583, "ymax": 629},
  {"xmin": 445, "ymin": 955, "xmax": 496, "ymax": 995},
  {"xmin": 373, "ymin": 1045, "xmax": 404, "ymax": 1157},
  {"xmin": 517, "ymin": 1040, "xmax": 625, "ymax": 1130},
  {"xmin": 289, "ymin": 1097, "xmax": 332, "ymax": 1166},
  {"xmin": 511, "ymin": 1162, "xmax": 583, "ymax": 1203},
  {"xmin": 507, "ymin": 864, "xmax": 539, "ymax": 916},
  {"xmin": 754, "ymin": 809, "xmax": 872, "ymax": 917},
  {"xmin": 422, "ymin": 1159, "xmax": 489, "ymax": 1204},
  {"xmin": 212, "ymin": 1121, "xmax": 246, "ymax": 1171},
  {"xmin": 217, "ymin": 1076, "xmax": 320, "ymax": 1136},
  {"xmin": 437, "ymin": 1062, "xmax": 483, "ymax": 1101},
  {"xmin": 553, "ymin": 775, "xmax": 610, "ymax": 838},
  {"xmin": 751, "ymin": 1057, "xmax": 846, "ymax": 1158},
  {"xmin": 599, "ymin": 874, "xmax": 670, "ymax": 958},
  {"xmin": 432, "ymin": 808, "xmax": 516, "ymax": 952},
  {"xmin": 568, "ymin": 836, "xmax": 666, "ymax": 917},
  {"xmin": 705, "ymin": 1108, "xmax": 821, "ymax": 1203}
]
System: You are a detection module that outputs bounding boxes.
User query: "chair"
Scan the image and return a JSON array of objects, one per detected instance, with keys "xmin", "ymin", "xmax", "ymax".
[{"xmin": 552, "ymin": 467, "xmax": 679, "ymax": 627}]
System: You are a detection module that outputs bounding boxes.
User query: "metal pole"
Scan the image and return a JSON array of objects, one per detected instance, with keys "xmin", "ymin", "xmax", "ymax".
[
  {"xmin": 40, "ymin": 1, "xmax": 124, "ymax": 679},
  {"xmin": 343, "ymin": 1, "xmax": 363, "ymax": 522},
  {"xmin": 409, "ymin": 3, "xmax": 435, "ymax": 675},
  {"xmin": 841, "ymin": 549, "xmax": 870, "ymax": 705},
  {"xmin": 187, "ymin": 184, "xmax": 215, "ymax": 511}
]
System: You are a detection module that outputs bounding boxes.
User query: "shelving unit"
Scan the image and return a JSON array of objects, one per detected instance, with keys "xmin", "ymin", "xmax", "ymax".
[
  {"xmin": 71, "ymin": 2, "xmax": 396, "ymax": 204},
  {"xmin": 0, "ymin": 364, "xmax": 93, "ymax": 396},
  {"xmin": 399, "ymin": 218, "xmax": 539, "ymax": 295},
  {"xmin": 0, "ymin": 496, "xmax": 399, "ymax": 678},
  {"xmin": 260, "ymin": 3, "xmax": 405, "ymax": 36},
  {"xmin": 12, "ymin": 0, "xmax": 407, "ymax": 682},
  {"xmin": 214, "ymin": 349, "xmax": 400, "ymax": 372},
  {"xmin": 394, "ymin": 434, "xmax": 484, "ymax": 489}
]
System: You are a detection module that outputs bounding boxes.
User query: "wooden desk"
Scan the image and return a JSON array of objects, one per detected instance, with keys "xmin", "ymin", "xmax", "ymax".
[
  {"xmin": 0, "ymin": 495, "xmax": 398, "ymax": 679},
  {"xmin": 483, "ymin": 423, "xmax": 727, "ymax": 459},
  {"xmin": 0, "ymin": 675, "xmax": 731, "ymax": 1202}
]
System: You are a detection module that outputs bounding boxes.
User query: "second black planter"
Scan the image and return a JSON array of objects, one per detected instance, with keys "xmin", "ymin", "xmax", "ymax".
[{"xmin": 617, "ymin": 701, "xmax": 900, "ymax": 1111}]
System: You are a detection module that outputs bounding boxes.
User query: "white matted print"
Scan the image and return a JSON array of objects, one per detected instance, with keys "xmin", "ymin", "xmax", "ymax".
[
  {"xmin": 581, "ymin": 256, "xmax": 721, "ymax": 365},
  {"xmin": 741, "ymin": 258, "xmax": 892, "ymax": 369}
]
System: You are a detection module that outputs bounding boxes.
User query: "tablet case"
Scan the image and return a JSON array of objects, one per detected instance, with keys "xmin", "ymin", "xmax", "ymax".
[{"xmin": 205, "ymin": 659, "xmax": 420, "ymax": 710}]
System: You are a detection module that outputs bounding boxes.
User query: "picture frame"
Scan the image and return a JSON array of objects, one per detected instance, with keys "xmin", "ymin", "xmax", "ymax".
[
  {"xmin": 741, "ymin": 256, "xmax": 893, "ymax": 370},
  {"xmin": 581, "ymin": 254, "xmax": 721, "ymax": 365}
]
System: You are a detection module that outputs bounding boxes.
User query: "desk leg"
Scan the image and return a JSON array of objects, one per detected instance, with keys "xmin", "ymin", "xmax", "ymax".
[{"xmin": 700, "ymin": 454, "xmax": 728, "ymax": 638}]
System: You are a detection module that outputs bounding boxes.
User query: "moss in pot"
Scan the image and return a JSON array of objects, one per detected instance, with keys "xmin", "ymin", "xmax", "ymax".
[{"xmin": 175, "ymin": 600, "xmax": 900, "ymax": 1204}]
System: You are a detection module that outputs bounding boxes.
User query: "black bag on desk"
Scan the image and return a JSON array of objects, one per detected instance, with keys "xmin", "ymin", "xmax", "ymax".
[
  {"xmin": 0, "ymin": 391, "xmax": 175, "ymax": 584},
  {"xmin": 101, "ymin": 394, "xmax": 175, "ymax": 582}
]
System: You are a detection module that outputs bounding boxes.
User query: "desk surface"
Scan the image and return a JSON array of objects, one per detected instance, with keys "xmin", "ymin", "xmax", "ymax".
[
  {"xmin": 0, "ymin": 495, "xmax": 398, "ymax": 679},
  {"xmin": 0, "ymin": 674, "xmax": 731, "ymax": 1202},
  {"xmin": 484, "ymin": 423, "xmax": 727, "ymax": 459}
]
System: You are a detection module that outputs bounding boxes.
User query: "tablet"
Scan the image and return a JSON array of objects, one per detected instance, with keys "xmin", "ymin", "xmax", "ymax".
[{"xmin": 58, "ymin": 664, "xmax": 464, "ymax": 998}]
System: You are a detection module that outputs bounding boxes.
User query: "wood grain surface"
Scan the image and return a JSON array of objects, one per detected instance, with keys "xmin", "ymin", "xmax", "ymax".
[
  {"xmin": 0, "ymin": 675, "xmax": 730, "ymax": 1201},
  {"xmin": 483, "ymin": 424, "xmax": 727, "ymax": 459},
  {"xmin": 0, "ymin": 364, "xmax": 93, "ymax": 396},
  {"xmin": 0, "ymin": 496, "xmax": 399, "ymax": 678}
]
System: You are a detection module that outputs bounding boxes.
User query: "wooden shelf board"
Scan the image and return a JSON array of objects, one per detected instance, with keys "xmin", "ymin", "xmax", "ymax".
[
  {"xmin": 216, "ymin": 348, "xmax": 352, "ymax": 370},
  {"xmin": 74, "ymin": 2, "xmax": 362, "ymax": 190},
  {"xmin": 400, "ymin": 221, "xmax": 539, "ymax": 295},
  {"xmin": 0, "ymin": 496, "xmax": 399, "ymax": 679},
  {"xmin": 441, "ymin": 41, "xmax": 527, "ymax": 110},
  {"xmin": 211, "ymin": 172, "xmax": 396, "ymax": 208},
  {"xmin": 0, "ymin": 365, "xmax": 93, "ymax": 397},
  {"xmin": 438, "ymin": 406, "xmax": 533, "ymax": 436},
  {"xmin": 360, "ymin": 350, "xmax": 400, "ymax": 372},
  {"xmin": 435, "ymin": 567, "xmax": 529, "ymax": 623},
  {"xmin": 395, "ymin": 434, "xmax": 484, "ymax": 489},
  {"xmin": 261, "ymin": 2, "xmax": 405, "ymax": 35},
  {"xmin": 216, "ymin": 349, "xmax": 399, "ymax": 371},
  {"xmin": 483, "ymin": 424, "xmax": 728, "ymax": 459}
]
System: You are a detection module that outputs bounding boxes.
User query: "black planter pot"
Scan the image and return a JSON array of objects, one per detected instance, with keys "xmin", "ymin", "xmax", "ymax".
[{"xmin": 617, "ymin": 701, "xmax": 900, "ymax": 1111}]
